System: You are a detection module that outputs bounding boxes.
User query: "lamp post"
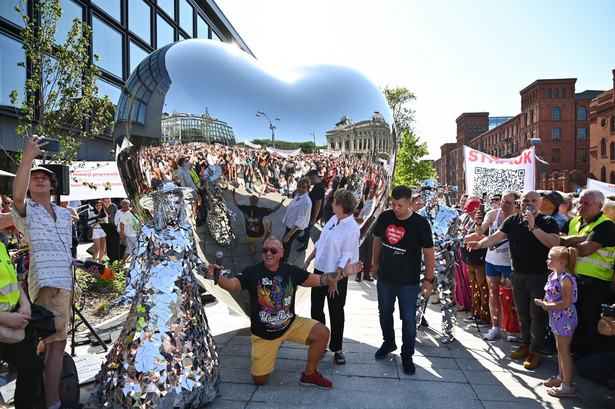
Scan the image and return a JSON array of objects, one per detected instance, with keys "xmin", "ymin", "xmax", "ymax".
[{"xmin": 255, "ymin": 111, "xmax": 280, "ymax": 149}]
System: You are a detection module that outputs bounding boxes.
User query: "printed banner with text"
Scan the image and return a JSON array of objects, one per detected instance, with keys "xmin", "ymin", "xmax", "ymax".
[
  {"xmin": 586, "ymin": 178, "xmax": 615, "ymax": 196},
  {"xmin": 66, "ymin": 161, "xmax": 126, "ymax": 201},
  {"xmin": 464, "ymin": 146, "xmax": 535, "ymax": 197}
]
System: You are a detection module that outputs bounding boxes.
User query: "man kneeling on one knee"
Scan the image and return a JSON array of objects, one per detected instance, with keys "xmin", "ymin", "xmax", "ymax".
[{"xmin": 206, "ymin": 236, "xmax": 362, "ymax": 388}]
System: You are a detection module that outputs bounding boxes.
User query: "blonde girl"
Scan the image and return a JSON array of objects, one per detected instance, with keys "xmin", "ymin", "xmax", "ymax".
[{"xmin": 534, "ymin": 246, "xmax": 579, "ymax": 398}]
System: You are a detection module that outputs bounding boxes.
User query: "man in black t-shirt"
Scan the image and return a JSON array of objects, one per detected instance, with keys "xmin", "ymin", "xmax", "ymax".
[
  {"xmin": 207, "ymin": 236, "xmax": 361, "ymax": 389},
  {"xmin": 371, "ymin": 185, "xmax": 435, "ymax": 376},
  {"xmin": 467, "ymin": 190, "xmax": 560, "ymax": 370},
  {"xmin": 297, "ymin": 170, "xmax": 325, "ymax": 251},
  {"xmin": 232, "ymin": 191, "xmax": 285, "ymax": 261}
]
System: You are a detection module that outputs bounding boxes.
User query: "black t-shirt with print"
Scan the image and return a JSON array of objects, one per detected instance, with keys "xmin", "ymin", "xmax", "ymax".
[
  {"xmin": 499, "ymin": 213, "xmax": 559, "ymax": 274},
  {"xmin": 374, "ymin": 210, "xmax": 433, "ymax": 286},
  {"xmin": 238, "ymin": 205, "xmax": 271, "ymax": 238},
  {"xmin": 236, "ymin": 262, "xmax": 310, "ymax": 340}
]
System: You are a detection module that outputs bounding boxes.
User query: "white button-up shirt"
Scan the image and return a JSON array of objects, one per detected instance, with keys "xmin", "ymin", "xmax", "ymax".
[
  {"xmin": 314, "ymin": 214, "xmax": 360, "ymax": 274},
  {"xmin": 12, "ymin": 200, "xmax": 73, "ymax": 301},
  {"xmin": 282, "ymin": 193, "xmax": 312, "ymax": 230}
]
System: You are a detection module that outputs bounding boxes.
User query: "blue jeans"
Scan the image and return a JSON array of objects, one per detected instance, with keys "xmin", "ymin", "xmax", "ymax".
[{"xmin": 377, "ymin": 280, "xmax": 421, "ymax": 359}]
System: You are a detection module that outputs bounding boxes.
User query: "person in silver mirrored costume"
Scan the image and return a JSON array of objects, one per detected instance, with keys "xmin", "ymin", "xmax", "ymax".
[
  {"xmin": 90, "ymin": 183, "xmax": 219, "ymax": 408},
  {"xmin": 417, "ymin": 180, "xmax": 464, "ymax": 344}
]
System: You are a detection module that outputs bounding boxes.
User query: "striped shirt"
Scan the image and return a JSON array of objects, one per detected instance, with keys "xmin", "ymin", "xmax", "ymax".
[{"xmin": 12, "ymin": 200, "xmax": 73, "ymax": 301}]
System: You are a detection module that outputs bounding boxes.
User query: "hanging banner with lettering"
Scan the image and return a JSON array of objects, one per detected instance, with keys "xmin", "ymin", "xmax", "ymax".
[
  {"xmin": 244, "ymin": 140, "xmax": 261, "ymax": 149},
  {"xmin": 67, "ymin": 161, "xmax": 126, "ymax": 201},
  {"xmin": 320, "ymin": 149, "xmax": 342, "ymax": 158},
  {"xmin": 586, "ymin": 178, "xmax": 615, "ymax": 196},
  {"xmin": 464, "ymin": 146, "xmax": 535, "ymax": 197},
  {"xmin": 266, "ymin": 147, "xmax": 301, "ymax": 158}
]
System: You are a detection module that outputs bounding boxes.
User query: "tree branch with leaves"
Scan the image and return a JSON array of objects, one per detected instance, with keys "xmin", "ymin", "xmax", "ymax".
[
  {"xmin": 383, "ymin": 86, "xmax": 435, "ymax": 187},
  {"xmin": 9, "ymin": 0, "xmax": 114, "ymax": 165}
]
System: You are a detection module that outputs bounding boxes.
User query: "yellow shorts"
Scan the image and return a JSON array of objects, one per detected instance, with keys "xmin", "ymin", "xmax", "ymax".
[
  {"xmin": 246, "ymin": 220, "xmax": 272, "ymax": 245},
  {"xmin": 250, "ymin": 316, "xmax": 318, "ymax": 376},
  {"xmin": 35, "ymin": 287, "xmax": 72, "ymax": 343}
]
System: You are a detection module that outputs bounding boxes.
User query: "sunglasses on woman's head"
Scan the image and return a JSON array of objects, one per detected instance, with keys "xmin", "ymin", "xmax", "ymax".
[{"xmin": 262, "ymin": 247, "xmax": 279, "ymax": 254}]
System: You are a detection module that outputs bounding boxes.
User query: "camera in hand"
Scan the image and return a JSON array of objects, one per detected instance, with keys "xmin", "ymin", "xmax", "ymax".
[
  {"xmin": 602, "ymin": 304, "xmax": 615, "ymax": 317},
  {"xmin": 40, "ymin": 138, "xmax": 60, "ymax": 152}
]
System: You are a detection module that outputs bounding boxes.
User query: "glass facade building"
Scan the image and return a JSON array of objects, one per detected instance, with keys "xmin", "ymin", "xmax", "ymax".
[{"xmin": 0, "ymin": 0, "xmax": 251, "ymax": 160}]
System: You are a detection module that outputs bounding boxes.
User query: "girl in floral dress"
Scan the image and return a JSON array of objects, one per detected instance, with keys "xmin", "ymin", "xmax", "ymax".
[{"xmin": 534, "ymin": 246, "xmax": 579, "ymax": 398}]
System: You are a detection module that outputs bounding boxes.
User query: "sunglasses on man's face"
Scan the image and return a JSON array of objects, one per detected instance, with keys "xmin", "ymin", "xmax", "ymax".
[
  {"xmin": 491, "ymin": 198, "xmax": 501, "ymax": 202},
  {"xmin": 262, "ymin": 247, "xmax": 279, "ymax": 255}
]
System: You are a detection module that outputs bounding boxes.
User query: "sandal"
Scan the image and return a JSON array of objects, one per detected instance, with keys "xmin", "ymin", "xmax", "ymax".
[
  {"xmin": 547, "ymin": 384, "xmax": 576, "ymax": 398},
  {"xmin": 334, "ymin": 351, "xmax": 346, "ymax": 365},
  {"xmin": 543, "ymin": 375, "xmax": 562, "ymax": 387}
]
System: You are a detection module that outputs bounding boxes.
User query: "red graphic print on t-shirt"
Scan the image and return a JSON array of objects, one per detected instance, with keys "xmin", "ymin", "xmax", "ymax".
[{"xmin": 386, "ymin": 225, "xmax": 405, "ymax": 244}]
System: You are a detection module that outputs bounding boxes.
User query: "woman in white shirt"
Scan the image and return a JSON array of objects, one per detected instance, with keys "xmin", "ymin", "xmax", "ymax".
[
  {"xmin": 302, "ymin": 189, "xmax": 360, "ymax": 365},
  {"xmin": 281, "ymin": 178, "xmax": 311, "ymax": 262}
]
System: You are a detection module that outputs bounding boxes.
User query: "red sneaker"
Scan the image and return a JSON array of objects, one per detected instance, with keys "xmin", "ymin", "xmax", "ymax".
[{"xmin": 299, "ymin": 370, "xmax": 333, "ymax": 389}]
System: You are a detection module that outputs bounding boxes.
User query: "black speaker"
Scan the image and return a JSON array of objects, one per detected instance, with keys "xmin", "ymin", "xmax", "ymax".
[{"xmin": 40, "ymin": 164, "xmax": 70, "ymax": 196}]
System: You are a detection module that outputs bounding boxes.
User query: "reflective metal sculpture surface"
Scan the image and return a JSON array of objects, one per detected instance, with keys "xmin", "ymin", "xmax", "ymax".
[
  {"xmin": 416, "ymin": 180, "xmax": 464, "ymax": 343},
  {"xmin": 113, "ymin": 39, "xmax": 396, "ymax": 316},
  {"xmin": 90, "ymin": 184, "xmax": 219, "ymax": 408}
]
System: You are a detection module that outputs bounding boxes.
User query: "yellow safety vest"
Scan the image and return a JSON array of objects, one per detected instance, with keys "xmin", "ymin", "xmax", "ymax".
[
  {"xmin": 0, "ymin": 242, "xmax": 20, "ymax": 312},
  {"xmin": 189, "ymin": 168, "xmax": 202, "ymax": 188},
  {"xmin": 568, "ymin": 215, "xmax": 615, "ymax": 281}
]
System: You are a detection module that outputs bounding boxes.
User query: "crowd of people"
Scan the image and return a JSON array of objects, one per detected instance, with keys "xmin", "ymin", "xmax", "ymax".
[
  {"xmin": 2, "ymin": 134, "xmax": 615, "ymax": 406},
  {"xmin": 462, "ymin": 188, "xmax": 615, "ymax": 398}
]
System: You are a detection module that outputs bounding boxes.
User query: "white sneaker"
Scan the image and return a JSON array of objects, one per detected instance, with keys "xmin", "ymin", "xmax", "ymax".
[
  {"xmin": 483, "ymin": 327, "xmax": 501, "ymax": 341},
  {"xmin": 507, "ymin": 333, "xmax": 519, "ymax": 342}
]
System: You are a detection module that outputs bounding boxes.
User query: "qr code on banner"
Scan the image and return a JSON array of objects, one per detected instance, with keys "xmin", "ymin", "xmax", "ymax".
[{"xmin": 473, "ymin": 167, "xmax": 525, "ymax": 197}]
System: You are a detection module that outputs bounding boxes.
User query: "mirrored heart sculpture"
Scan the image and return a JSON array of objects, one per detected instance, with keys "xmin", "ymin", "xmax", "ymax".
[{"xmin": 94, "ymin": 38, "xmax": 396, "ymax": 408}]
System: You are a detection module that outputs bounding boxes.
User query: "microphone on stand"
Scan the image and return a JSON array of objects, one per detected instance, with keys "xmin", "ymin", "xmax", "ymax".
[
  {"xmin": 524, "ymin": 205, "xmax": 533, "ymax": 228},
  {"xmin": 214, "ymin": 251, "xmax": 223, "ymax": 285}
]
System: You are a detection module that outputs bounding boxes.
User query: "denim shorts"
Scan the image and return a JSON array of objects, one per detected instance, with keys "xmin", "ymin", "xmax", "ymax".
[{"xmin": 485, "ymin": 262, "xmax": 512, "ymax": 279}]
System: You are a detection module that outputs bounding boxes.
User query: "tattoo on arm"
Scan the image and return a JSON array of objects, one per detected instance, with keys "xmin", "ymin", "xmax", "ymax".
[{"xmin": 319, "ymin": 272, "xmax": 339, "ymax": 286}]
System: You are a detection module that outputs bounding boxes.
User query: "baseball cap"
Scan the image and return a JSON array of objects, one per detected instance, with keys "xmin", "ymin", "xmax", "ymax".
[
  {"xmin": 463, "ymin": 198, "xmax": 481, "ymax": 213},
  {"xmin": 30, "ymin": 166, "xmax": 55, "ymax": 176},
  {"xmin": 540, "ymin": 190, "xmax": 563, "ymax": 210}
]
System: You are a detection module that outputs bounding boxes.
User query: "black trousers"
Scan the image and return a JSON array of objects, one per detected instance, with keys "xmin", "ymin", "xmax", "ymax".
[
  {"xmin": 0, "ymin": 332, "xmax": 44, "ymax": 409},
  {"xmin": 572, "ymin": 275, "xmax": 612, "ymax": 357},
  {"xmin": 281, "ymin": 227, "xmax": 301, "ymax": 263},
  {"xmin": 511, "ymin": 272, "xmax": 547, "ymax": 352},
  {"xmin": 359, "ymin": 234, "xmax": 373, "ymax": 279},
  {"xmin": 310, "ymin": 268, "xmax": 348, "ymax": 352}
]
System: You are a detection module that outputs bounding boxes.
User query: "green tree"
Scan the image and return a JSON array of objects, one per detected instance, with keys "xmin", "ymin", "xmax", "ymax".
[
  {"xmin": 9, "ymin": 0, "xmax": 114, "ymax": 164},
  {"xmin": 392, "ymin": 129, "xmax": 436, "ymax": 187},
  {"xmin": 383, "ymin": 86, "xmax": 435, "ymax": 187}
]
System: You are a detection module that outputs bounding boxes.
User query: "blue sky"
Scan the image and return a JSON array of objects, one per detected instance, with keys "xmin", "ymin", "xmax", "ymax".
[{"xmin": 215, "ymin": 0, "xmax": 615, "ymax": 159}]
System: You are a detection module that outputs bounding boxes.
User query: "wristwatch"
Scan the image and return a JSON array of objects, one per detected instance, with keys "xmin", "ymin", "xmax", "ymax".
[{"xmin": 530, "ymin": 225, "xmax": 538, "ymax": 231}]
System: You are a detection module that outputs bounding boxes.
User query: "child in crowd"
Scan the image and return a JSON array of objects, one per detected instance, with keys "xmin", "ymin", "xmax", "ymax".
[{"xmin": 534, "ymin": 246, "xmax": 579, "ymax": 398}]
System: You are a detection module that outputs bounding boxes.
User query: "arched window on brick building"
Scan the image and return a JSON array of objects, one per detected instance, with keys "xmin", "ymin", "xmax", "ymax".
[
  {"xmin": 611, "ymin": 142, "xmax": 615, "ymax": 160},
  {"xmin": 601, "ymin": 166, "xmax": 607, "ymax": 182},
  {"xmin": 554, "ymin": 88, "xmax": 559, "ymax": 98},
  {"xmin": 601, "ymin": 138, "xmax": 607, "ymax": 157},
  {"xmin": 532, "ymin": 110, "xmax": 536, "ymax": 123},
  {"xmin": 547, "ymin": 88, "xmax": 552, "ymax": 98},
  {"xmin": 611, "ymin": 171, "xmax": 615, "ymax": 184},
  {"xmin": 578, "ymin": 107, "xmax": 587, "ymax": 121},
  {"xmin": 552, "ymin": 107, "xmax": 560, "ymax": 121},
  {"xmin": 561, "ymin": 88, "xmax": 566, "ymax": 98}
]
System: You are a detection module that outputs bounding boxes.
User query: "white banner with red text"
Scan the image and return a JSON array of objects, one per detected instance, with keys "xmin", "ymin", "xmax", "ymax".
[
  {"xmin": 586, "ymin": 178, "xmax": 615, "ymax": 196},
  {"xmin": 464, "ymin": 146, "xmax": 535, "ymax": 197}
]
